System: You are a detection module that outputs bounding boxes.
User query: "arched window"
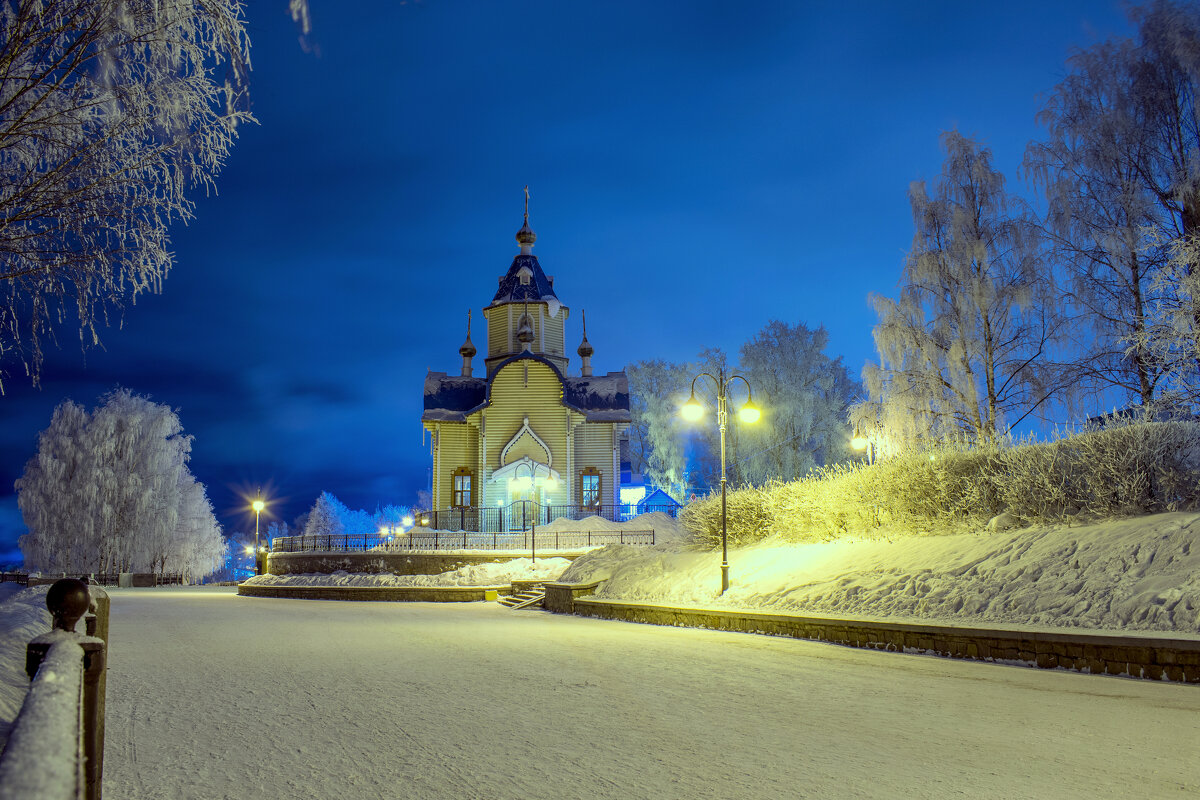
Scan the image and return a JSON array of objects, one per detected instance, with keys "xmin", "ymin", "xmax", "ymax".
[
  {"xmin": 452, "ymin": 468, "xmax": 474, "ymax": 508},
  {"xmin": 580, "ymin": 467, "xmax": 601, "ymax": 509}
]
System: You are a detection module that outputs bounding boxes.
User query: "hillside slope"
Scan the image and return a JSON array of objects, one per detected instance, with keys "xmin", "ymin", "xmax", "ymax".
[{"xmin": 558, "ymin": 512, "xmax": 1200, "ymax": 637}]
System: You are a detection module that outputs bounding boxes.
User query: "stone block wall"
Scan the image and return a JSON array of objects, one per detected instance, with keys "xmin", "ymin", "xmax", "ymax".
[{"xmin": 560, "ymin": 594, "xmax": 1200, "ymax": 683}]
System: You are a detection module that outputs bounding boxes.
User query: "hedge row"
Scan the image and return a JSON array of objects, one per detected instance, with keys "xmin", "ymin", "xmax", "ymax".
[{"xmin": 680, "ymin": 420, "xmax": 1200, "ymax": 549}]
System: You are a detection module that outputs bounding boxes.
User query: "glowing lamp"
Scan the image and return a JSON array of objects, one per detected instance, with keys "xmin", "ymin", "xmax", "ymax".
[
  {"xmin": 402, "ymin": 515, "xmax": 414, "ymax": 527},
  {"xmin": 680, "ymin": 391, "xmax": 704, "ymax": 422},
  {"xmin": 851, "ymin": 433, "xmax": 868, "ymax": 451},
  {"xmin": 738, "ymin": 398, "xmax": 761, "ymax": 424},
  {"xmin": 252, "ymin": 499, "xmax": 265, "ymax": 513},
  {"xmin": 544, "ymin": 475, "xmax": 557, "ymax": 489},
  {"xmin": 244, "ymin": 546, "xmax": 254, "ymax": 554}
]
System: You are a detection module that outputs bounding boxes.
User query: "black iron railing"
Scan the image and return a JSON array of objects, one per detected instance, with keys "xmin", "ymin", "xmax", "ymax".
[
  {"xmin": 413, "ymin": 500, "xmax": 679, "ymax": 534},
  {"xmin": 271, "ymin": 528, "xmax": 654, "ymax": 553}
]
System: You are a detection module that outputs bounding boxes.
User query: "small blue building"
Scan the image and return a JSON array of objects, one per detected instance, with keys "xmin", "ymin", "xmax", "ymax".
[{"xmin": 636, "ymin": 487, "xmax": 683, "ymax": 517}]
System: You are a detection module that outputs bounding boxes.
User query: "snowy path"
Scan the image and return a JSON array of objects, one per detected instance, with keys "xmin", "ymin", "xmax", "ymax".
[{"xmin": 102, "ymin": 587, "xmax": 1199, "ymax": 800}]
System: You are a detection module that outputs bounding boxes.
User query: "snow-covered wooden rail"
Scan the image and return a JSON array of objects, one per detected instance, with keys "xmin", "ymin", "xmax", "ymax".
[{"xmin": 0, "ymin": 580, "xmax": 108, "ymax": 800}]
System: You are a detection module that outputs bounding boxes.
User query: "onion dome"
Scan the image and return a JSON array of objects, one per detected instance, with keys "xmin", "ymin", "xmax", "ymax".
[
  {"xmin": 516, "ymin": 220, "xmax": 537, "ymax": 249},
  {"xmin": 516, "ymin": 185, "xmax": 537, "ymax": 252},
  {"xmin": 577, "ymin": 309, "xmax": 594, "ymax": 357},
  {"xmin": 459, "ymin": 309, "xmax": 477, "ymax": 358}
]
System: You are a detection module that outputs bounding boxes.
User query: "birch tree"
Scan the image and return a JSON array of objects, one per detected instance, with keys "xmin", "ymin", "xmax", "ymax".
[
  {"xmin": 626, "ymin": 359, "xmax": 693, "ymax": 496},
  {"xmin": 735, "ymin": 320, "xmax": 858, "ymax": 483},
  {"xmin": 16, "ymin": 388, "xmax": 223, "ymax": 577},
  {"xmin": 867, "ymin": 131, "xmax": 1063, "ymax": 446},
  {"xmin": 0, "ymin": 0, "xmax": 252, "ymax": 390},
  {"xmin": 1027, "ymin": 0, "xmax": 1200, "ymax": 409}
]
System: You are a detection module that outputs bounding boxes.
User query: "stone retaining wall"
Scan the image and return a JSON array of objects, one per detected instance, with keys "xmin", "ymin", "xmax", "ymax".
[
  {"xmin": 237, "ymin": 584, "xmax": 511, "ymax": 602},
  {"xmin": 266, "ymin": 551, "xmax": 582, "ymax": 577},
  {"xmin": 556, "ymin": 592, "xmax": 1200, "ymax": 683}
]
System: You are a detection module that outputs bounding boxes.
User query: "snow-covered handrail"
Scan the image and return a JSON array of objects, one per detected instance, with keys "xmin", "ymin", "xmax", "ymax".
[
  {"xmin": 0, "ymin": 637, "xmax": 85, "ymax": 800},
  {"xmin": 0, "ymin": 580, "xmax": 107, "ymax": 800}
]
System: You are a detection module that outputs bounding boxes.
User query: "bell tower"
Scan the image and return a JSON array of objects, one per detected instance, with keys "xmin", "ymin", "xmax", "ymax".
[{"xmin": 482, "ymin": 187, "xmax": 569, "ymax": 375}]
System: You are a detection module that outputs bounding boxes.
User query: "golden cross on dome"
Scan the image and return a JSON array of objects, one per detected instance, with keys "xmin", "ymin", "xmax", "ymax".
[{"xmin": 523, "ymin": 185, "xmax": 530, "ymax": 223}]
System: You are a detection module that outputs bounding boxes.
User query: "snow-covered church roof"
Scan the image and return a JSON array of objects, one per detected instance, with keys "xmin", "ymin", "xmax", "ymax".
[
  {"xmin": 422, "ymin": 358, "xmax": 630, "ymax": 423},
  {"xmin": 489, "ymin": 254, "xmax": 559, "ymax": 308}
]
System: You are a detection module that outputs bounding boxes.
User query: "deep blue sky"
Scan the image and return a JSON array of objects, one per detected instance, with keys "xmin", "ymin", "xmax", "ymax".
[{"xmin": 0, "ymin": 0, "xmax": 1136, "ymax": 562}]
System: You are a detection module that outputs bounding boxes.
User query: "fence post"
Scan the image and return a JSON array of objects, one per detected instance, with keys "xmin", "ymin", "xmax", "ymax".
[{"xmin": 24, "ymin": 579, "xmax": 106, "ymax": 800}]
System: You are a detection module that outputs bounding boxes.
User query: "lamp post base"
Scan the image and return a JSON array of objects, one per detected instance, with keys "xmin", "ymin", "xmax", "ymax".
[{"xmin": 720, "ymin": 562, "xmax": 729, "ymax": 595}]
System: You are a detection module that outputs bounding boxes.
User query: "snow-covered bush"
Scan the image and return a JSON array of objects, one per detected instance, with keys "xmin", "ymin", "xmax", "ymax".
[
  {"xmin": 682, "ymin": 420, "xmax": 1200, "ymax": 548},
  {"xmin": 15, "ymin": 389, "xmax": 226, "ymax": 580}
]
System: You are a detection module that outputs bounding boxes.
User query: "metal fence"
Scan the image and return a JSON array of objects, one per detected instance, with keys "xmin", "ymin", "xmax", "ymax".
[
  {"xmin": 415, "ymin": 500, "xmax": 679, "ymax": 534},
  {"xmin": 271, "ymin": 528, "xmax": 654, "ymax": 553}
]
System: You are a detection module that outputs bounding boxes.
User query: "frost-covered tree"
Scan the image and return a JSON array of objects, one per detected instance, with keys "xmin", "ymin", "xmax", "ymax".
[
  {"xmin": 735, "ymin": 321, "xmax": 859, "ymax": 483},
  {"xmin": 626, "ymin": 360, "xmax": 693, "ymax": 495},
  {"xmin": 374, "ymin": 504, "xmax": 411, "ymax": 532},
  {"xmin": 16, "ymin": 388, "xmax": 223, "ymax": 578},
  {"xmin": 867, "ymin": 131, "xmax": 1064, "ymax": 447},
  {"xmin": 303, "ymin": 492, "xmax": 345, "ymax": 537},
  {"xmin": 1026, "ymin": 0, "xmax": 1200, "ymax": 409},
  {"xmin": 301, "ymin": 491, "xmax": 375, "ymax": 537},
  {"xmin": 0, "ymin": 0, "xmax": 252, "ymax": 390}
]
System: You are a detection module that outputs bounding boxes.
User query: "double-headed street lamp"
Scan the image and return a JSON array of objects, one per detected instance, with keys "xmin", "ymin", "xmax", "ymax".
[
  {"xmin": 252, "ymin": 497, "xmax": 266, "ymax": 575},
  {"xmin": 680, "ymin": 368, "xmax": 760, "ymax": 595},
  {"xmin": 513, "ymin": 461, "xmax": 556, "ymax": 564}
]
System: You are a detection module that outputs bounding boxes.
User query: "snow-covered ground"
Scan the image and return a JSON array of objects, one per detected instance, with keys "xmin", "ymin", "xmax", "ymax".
[
  {"xmin": 560, "ymin": 511, "xmax": 1200, "ymax": 636},
  {"xmin": 0, "ymin": 584, "xmax": 50, "ymax": 751},
  {"xmin": 99, "ymin": 588, "xmax": 1198, "ymax": 799}
]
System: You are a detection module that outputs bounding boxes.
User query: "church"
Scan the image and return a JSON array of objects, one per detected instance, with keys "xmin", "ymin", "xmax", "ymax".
[{"xmin": 421, "ymin": 198, "xmax": 631, "ymax": 529}]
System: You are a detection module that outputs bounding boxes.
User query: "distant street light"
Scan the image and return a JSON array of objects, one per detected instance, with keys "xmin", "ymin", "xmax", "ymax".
[
  {"xmin": 252, "ymin": 497, "xmax": 265, "ymax": 576},
  {"xmin": 680, "ymin": 368, "xmax": 760, "ymax": 595}
]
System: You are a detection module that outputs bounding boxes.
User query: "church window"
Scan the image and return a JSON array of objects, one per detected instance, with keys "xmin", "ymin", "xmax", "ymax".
[
  {"xmin": 580, "ymin": 467, "xmax": 601, "ymax": 508},
  {"xmin": 452, "ymin": 468, "xmax": 474, "ymax": 508}
]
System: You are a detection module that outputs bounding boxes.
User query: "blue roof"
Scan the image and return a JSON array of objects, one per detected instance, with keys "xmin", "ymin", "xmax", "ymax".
[
  {"xmin": 423, "ymin": 354, "xmax": 630, "ymax": 423},
  {"xmin": 638, "ymin": 487, "xmax": 682, "ymax": 509},
  {"xmin": 490, "ymin": 255, "xmax": 558, "ymax": 305}
]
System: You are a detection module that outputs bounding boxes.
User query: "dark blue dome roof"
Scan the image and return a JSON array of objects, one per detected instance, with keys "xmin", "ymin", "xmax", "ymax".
[{"xmin": 489, "ymin": 255, "xmax": 558, "ymax": 305}]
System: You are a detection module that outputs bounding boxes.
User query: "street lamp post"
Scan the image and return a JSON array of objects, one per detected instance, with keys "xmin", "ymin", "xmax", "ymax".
[
  {"xmin": 851, "ymin": 426, "xmax": 876, "ymax": 465},
  {"xmin": 512, "ymin": 461, "xmax": 556, "ymax": 564},
  {"xmin": 680, "ymin": 368, "xmax": 759, "ymax": 595},
  {"xmin": 252, "ymin": 498, "xmax": 265, "ymax": 575}
]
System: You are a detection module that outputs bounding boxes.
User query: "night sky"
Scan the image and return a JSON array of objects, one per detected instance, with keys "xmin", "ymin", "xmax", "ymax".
[{"xmin": 0, "ymin": 1, "xmax": 1135, "ymax": 562}]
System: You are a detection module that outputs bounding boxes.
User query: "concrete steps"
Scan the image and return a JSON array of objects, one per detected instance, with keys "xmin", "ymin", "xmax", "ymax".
[{"xmin": 499, "ymin": 587, "xmax": 546, "ymax": 610}]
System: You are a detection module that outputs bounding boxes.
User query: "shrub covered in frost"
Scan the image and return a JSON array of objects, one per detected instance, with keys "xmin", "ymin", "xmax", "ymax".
[{"xmin": 682, "ymin": 420, "xmax": 1200, "ymax": 549}]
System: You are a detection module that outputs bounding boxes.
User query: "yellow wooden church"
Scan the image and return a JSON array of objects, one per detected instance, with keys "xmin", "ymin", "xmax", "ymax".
[{"xmin": 421, "ymin": 202, "xmax": 630, "ymax": 529}]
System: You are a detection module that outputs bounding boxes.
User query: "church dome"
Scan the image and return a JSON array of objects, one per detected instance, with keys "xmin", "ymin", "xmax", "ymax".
[
  {"xmin": 459, "ymin": 333, "xmax": 477, "ymax": 358},
  {"xmin": 516, "ymin": 220, "xmax": 537, "ymax": 248}
]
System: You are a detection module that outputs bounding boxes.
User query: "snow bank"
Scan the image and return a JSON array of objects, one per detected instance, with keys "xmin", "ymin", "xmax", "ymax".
[
  {"xmin": 243, "ymin": 557, "xmax": 571, "ymax": 588},
  {"xmin": 537, "ymin": 512, "xmax": 687, "ymax": 544},
  {"xmin": 0, "ymin": 586, "xmax": 51, "ymax": 750},
  {"xmin": 560, "ymin": 512, "xmax": 1200, "ymax": 636}
]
